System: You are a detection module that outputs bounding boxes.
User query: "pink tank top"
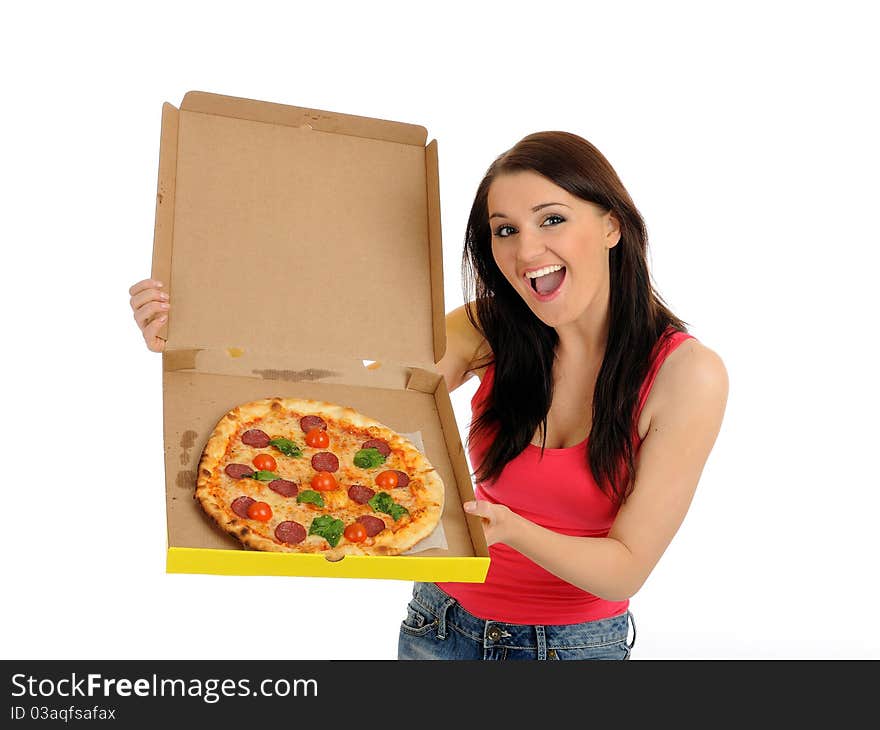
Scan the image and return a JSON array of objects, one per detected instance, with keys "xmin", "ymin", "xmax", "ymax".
[{"xmin": 436, "ymin": 327, "xmax": 696, "ymax": 625}]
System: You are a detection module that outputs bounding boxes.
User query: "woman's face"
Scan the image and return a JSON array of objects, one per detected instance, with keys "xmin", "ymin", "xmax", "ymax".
[{"xmin": 487, "ymin": 170, "xmax": 620, "ymax": 331}]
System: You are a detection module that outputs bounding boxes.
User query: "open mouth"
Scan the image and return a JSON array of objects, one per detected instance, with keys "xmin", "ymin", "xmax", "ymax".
[{"xmin": 526, "ymin": 266, "xmax": 566, "ymax": 298}]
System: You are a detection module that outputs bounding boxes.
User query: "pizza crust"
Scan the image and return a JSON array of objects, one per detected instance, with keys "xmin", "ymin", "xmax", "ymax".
[{"xmin": 195, "ymin": 397, "xmax": 445, "ymax": 556}]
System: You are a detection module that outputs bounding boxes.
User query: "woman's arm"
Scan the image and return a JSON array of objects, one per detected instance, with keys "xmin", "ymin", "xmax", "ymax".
[
  {"xmin": 465, "ymin": 339, "xmax": 729, "ymax": 601},
  {"xmin": 438, "ymin": 302, "xmax": 490, "ymax": 393}
]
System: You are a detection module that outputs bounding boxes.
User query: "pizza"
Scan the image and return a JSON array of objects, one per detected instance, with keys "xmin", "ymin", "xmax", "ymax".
[{"xmin": 195, "ymin": 397, "xmax": 445, "ymax": 557}]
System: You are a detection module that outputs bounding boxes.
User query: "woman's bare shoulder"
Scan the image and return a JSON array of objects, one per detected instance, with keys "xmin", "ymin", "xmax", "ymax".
[
  {"xmin": 646, "ymin": 339, "xmax": 728, "ymax": 425},
  {"xmin": 660, "ymin": 339, "xmax": 726, "ymax": 386}
]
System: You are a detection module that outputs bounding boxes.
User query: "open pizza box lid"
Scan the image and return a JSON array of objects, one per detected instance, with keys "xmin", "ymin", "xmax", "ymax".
[{"xmin": 151, "ymin": 91, "xmax": 489, "ymax": 581}]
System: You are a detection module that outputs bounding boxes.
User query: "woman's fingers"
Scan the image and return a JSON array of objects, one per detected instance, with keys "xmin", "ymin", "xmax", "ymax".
[
  {"xmin": 130, "ymin": 285, "xmax": 168, "ymax": 315},
  {"xmin": 129, "ymin": 280, "xmax": 167, "ymax": 314},
  {"xmin": 142, "ymin": 312, "xmax": 168, "ymax": 353},
  {"xmin": 464, "ymin": 500, "xmax": 493, "ymax": 521},
  {"xmin": 128, "ymin": 278, "xmax": 163, "ymax": 297},
  {"xmin": 130, "ymin": 286, "xmax": 167, "ymax": 311},
  {"xmin": 464, "ymin": 500, "xmax": 513, "ymax": 546},
  {"xmin": 128, "ymin": 278, "xmax": 169, "ymax": 351},
  {"xmin": 133, "ymin": 298, "xmax": 169, "ymax": 329},
  {"xmin": 129, "ymin": 280, "xmax": 170, "ymax": 328}
]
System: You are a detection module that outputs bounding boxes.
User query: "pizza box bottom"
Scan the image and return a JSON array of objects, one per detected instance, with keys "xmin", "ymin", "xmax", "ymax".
[{"xmin": 162, "ymin": 370, "xmax": 490, "ymax": 582}]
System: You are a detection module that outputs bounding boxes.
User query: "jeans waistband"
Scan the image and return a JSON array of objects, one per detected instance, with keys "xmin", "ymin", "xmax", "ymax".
[{"xmin": 411, "ymin": 582, "xmax": 635, "ymax": 652}]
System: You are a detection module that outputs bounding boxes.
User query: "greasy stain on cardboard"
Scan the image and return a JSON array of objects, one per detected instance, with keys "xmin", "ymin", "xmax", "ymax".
[
  {"xmin": 176, "ymin": 470, "xmax": 196, "ymax": 490},
  {"xmin": 179, "ymin": 429, "xmax": 198, "ymax": 465},
  {"xmin": 252, "ymin": 368, "xmax": 339, "ymax": 382}
]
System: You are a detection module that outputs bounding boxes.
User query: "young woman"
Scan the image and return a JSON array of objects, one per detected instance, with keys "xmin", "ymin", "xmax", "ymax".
[{"xmin": 129, "ymin": 131, "xmax": 728, "ymax": 661}]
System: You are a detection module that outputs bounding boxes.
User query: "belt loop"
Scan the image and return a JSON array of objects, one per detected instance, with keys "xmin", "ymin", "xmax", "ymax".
[
  {"xmin": 436, "ymin": 597, "xmax": 455, "ymax": 640},
  {"xmin": 535, "ymin": 625, "xmax": 547, "ymax": 660},
  {"xmin": 626, "ymin": 611, "xmax": 637, "ymax": 649}
]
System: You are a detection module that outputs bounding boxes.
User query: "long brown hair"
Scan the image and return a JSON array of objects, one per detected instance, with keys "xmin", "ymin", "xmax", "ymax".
[{"xmin": 462, "ymin": 131, "xmax": 688, "ymax": 507}]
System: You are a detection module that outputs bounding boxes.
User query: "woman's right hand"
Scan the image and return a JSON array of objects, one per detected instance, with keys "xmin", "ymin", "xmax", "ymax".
[{"xmin": 129, "ymin": 278, "xmax": 170, "ymax": 352}]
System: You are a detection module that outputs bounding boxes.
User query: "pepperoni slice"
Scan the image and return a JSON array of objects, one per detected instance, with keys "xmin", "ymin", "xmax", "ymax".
[
  {"xmin": 392, "ymin": 470, "xmax": 410, "ymax": 488},
  {"xmin": 275, "ymin": 521, "xmax": 307, "ymax": 545},
  {"xmin": 241, "ymin": 429, "xmax": 270, "ymax": 448},
  {"xmin": 362, "ymin": 438, "xmax": 391, "ymax": 457},
  {"xmin": 311, "ymin": 451, "xmax": 339, "ymax": 472},
  {"xmin": 268, "ymin": 478, "xmax": 299, "ymax": 497},
  {"xmin": 225, "ymin": 463, "xmax": 254, "ymax": 479},
  {"xmin": 348, "ymin": 484, "xmax": 376, "ymax": 505},
  {"xmin": 300, "ymin": 416, "xmax": 327, "ymax": 433},
  {"xmin": 231, "ymin": 496, "xmax": 256, "ymax": 518},
  {"xmin": 357, "ymin": 515, "xmax": 386, "ymax": 537}
]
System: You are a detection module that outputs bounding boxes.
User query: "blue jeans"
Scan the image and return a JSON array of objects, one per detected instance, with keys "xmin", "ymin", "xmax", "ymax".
[{"xmin": 398, "ymin": 582, "xmax": 636, "ymax": 660}]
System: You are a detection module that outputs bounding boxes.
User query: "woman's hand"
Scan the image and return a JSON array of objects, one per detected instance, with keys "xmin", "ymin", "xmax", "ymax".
[
  {"xmin": 463, "ymin": 500, "xmax": 516, "ymax": 546},
  {"xmin": 129, "ymin": 278, "xmax": 169, "ymax": 352}
]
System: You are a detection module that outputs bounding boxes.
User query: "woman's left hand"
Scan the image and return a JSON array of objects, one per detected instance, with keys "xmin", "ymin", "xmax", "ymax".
[{"xmin": 463, "ymin": 500, "xmax": 516, "ymax": 546}]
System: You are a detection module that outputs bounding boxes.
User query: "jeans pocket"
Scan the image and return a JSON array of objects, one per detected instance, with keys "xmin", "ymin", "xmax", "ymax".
[
  {"xmin": 399, "ymin": 602, "xmax": 437, "ymax": 637},
  {"xmin": 550, "ymin": 640, "xmax": 630, "ymax": 661}
]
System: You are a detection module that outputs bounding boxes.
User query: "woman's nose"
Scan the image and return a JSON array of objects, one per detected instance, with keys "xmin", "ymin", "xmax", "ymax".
[{"xmin": 516, "ymin": 228, "xmax": 548, "ymax": 260}]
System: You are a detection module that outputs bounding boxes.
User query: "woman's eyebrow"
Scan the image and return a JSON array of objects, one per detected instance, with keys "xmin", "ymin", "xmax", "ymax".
[{"xmin": 489, "ymin": 202, "xmax": 571, "ymax": 220}]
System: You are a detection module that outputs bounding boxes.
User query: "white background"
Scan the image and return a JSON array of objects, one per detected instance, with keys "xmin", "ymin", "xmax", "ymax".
[{"xmin": 3, "ymin": 1, "xmax": 877, "ymax": 660}]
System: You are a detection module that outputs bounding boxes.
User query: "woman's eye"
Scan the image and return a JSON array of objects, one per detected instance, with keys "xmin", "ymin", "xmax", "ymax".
[{"xmin": 493, "ymin": 215, "xmax": 563, "ymax": 237}]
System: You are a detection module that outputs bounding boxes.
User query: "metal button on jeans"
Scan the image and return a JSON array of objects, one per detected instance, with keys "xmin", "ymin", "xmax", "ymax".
[
  {"xmin": 487, "ymin": 626, "xmax": 502, "ymax": 641},
  {"xmin": 548, "ymin": 649, "xmax": 558, "ymax": 659}
]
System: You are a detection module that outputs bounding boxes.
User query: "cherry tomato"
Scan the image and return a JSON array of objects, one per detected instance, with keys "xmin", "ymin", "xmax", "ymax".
[
  {"xmin": 344, "ymin": 523, "xmax": 367, "ymax": 543},
  {"xmin": 247, "ymin": 501, "xmax": 273, "ymax": 521},
  {"xmin": 305, "ymin": 428, "xmax": 329, "ymax": 449},
  {"xmin": 311, "ymin": 471, "xmax": 338, "ymax": 491},
  {"xmin": 253, "ymin": 453, "xmax": 277, "ymax": 472},
  {"xmin": 375, "ymin": 470, "xmax": 399, "ymax": 489}
]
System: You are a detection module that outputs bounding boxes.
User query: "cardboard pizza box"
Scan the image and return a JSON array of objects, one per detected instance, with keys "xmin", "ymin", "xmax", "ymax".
[{"xmin": 151, "ymin": 90, "xmax": 489, "ymax": 581}]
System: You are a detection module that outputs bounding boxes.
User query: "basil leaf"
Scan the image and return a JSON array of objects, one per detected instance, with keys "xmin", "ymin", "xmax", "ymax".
[
  {"xmin": 269, "ymin": 438, "xmax": 302, "ymax": 458},
  {"xmin": 353, "ymin": 447, "xmax": 386, "ymax": 469},
  {"xmin": 308, "ymin": 515, "xmax": 344, "ymax": 548},
  {"xmin": 368, "ymin": 491, "xmax": 409, "ymax": 521},
  {"xmin": 296, "ymin": 490, "xmax": 325, "ymax": 508},
  {"xmin": 387, "ymin": 503, "xmax": 409, "ymax": 521},
  {"xmin": 251, "ymin": 470, "xmax": 278, "ymax": 481},
  {"xmin": 368, "ymin": 491, "xmax": 393, "ymax": 513}
]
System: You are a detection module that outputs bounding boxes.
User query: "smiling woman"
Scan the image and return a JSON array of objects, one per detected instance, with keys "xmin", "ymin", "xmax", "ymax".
[
  {"xmin": 488, "ymin": 172, "xmax": 620, "ymax": 317},
  {"xmin": 127, "ymin": 129, "xmax": 727, "ymax": 662},
  {"xmin": 398, "ymin": 131, "xmax": 728, "ymax": 661}
]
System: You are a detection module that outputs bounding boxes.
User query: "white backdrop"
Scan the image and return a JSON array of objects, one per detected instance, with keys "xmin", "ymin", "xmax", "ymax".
[{"xmin": 3, "ymin": 1, "xmax": 877, "ymax": 660}]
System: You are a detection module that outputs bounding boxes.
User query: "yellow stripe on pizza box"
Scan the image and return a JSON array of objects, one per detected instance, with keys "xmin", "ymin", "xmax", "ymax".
[
  {"xmin": 167, "ymin": 547, "xmax": 490, "ymax": 582},
  {"xmin": 152, "ymin": 91, "xmax": 490, "ymax": 581}
]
